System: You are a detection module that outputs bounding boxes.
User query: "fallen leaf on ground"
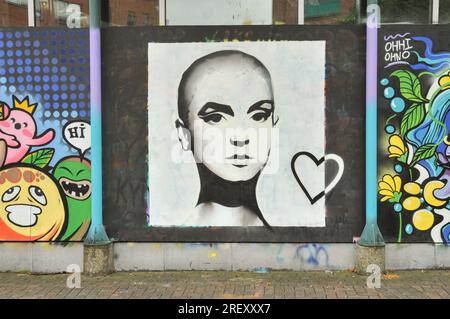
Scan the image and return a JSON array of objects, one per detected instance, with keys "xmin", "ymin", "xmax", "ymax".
[{"xmin": 383, "ymin": 274, "xmax": 400, "ymax": 280}]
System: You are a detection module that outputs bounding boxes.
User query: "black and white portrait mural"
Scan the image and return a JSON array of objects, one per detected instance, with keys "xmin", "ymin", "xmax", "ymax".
[{"xmin": 147, "ymin": 41, "xmax": 344, "ymax": 228}]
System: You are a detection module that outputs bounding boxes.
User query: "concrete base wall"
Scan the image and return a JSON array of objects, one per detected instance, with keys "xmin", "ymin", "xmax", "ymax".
[
  {"xmin": 0, "ymin": 243, "xmax": 83, "ymax": 273},
  {"xmin": 1, "ymin": 243, "xmax": 450, "ymax": 273},
  {"xmin": 113, "ymin": 243, "xmax": 355, "ymax": 271}
]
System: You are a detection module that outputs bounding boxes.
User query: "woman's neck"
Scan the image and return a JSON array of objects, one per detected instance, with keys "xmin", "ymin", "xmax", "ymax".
[{"xmin": 196, "ymin": 163, "xmax": 271, "ymax": 228}]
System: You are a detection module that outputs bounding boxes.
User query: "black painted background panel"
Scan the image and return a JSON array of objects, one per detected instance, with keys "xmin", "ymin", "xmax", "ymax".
[{"xmin": 101, "ymin": 26, "xmax": 366, "ymax": 242}]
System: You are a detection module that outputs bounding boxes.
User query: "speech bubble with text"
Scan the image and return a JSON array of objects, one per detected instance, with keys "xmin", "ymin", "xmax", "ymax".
[{"xmin": 63, "ymin": 121, "xmax": 91, "ymax": 157}]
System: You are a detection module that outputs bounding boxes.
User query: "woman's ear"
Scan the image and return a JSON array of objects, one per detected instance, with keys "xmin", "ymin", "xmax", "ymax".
[{"xmin": 175, "ymin": 118, "xmax": 191, "ymax": 151}]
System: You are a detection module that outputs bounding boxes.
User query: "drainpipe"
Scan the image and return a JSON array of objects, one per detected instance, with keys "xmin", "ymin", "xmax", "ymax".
[
  {"xmin": 358, "ymin": 0, "xmax": 385, "ymax": 247},
  {"xmin": 84, "ymin": 0, "xmax": 110, "ymax": 245}
]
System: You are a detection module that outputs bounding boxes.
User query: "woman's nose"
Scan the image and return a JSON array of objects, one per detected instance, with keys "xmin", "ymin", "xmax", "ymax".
[
  {"xmin": 14, "ymin": 123, "xmax": 21, "ymax": 130},
  {"xmin": 230, "ymin": 138, "xmax": 249, "ymax": 147}
]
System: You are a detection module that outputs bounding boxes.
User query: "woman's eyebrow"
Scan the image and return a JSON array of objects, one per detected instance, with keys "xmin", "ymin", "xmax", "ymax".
[
  {"xmin": 247, "ymin": 100, "xmax": 274, "ymax": 114},
  {"xmin": 198, "ymin": 102, "xmax": 234, "ymax": 116}
]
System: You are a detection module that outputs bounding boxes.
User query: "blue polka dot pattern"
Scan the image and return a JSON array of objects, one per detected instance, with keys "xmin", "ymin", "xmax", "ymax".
[{"xmin": 0, "ymin": 28, "xmax": 89, "ymax": 121}]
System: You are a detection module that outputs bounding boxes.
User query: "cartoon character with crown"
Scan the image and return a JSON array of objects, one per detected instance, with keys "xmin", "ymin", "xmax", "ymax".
[{"xmin": 0, "ymin": 96, "xmax": 55, "ymax": 166}]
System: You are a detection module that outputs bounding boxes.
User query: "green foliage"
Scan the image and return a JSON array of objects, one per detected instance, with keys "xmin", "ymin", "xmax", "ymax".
[
  {"xmin": 337, "ymin": 8, "xmax": 357, "ymax": 24},
  {"xmin": 400, "ymin": 103, "xmax": 425, "ymax": 137},
  {"xmin": 391, "ymin": 70, "xmax": 428, "ymax": 103},
  {"xmin": 411, "ymin": 144, "xmax": 438, "ymax": 167},
  {"xmin": 397, "ymin": 153, "xmax": 408, "ymax": 164},
  {"xmin": 378, "ymin": 0, "xmax": 430, "ymax": 24},
  {"xmin": 388, "ymin": 192, "xmax": 402, "ymax": 204},
  {"xmin": 21, "ymin": 149, "xmax": 54, "ymax": 168},
  {"xmin": 441, "ymin": 1, "xmax": 450, "ymax": 24}
]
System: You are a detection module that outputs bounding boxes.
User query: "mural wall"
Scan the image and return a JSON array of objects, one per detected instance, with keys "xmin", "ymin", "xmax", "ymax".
[
  {"xmin": 0, "ymin": 26, "xmax": 446, "ymax": 244},
  {"xmin": 378, "ymin": 26, "xmax": 450, "ymax": 243},
  {"xmin": 0, "ymin": 28, "xmax": 91, "ymax": 242},
  {"xmin": 8, "ymin": 25, "xmax": 445, "ymax": 244},
  {"xmin": 103, "ymin": 26, "xmax": 366, "ymax": 242}
]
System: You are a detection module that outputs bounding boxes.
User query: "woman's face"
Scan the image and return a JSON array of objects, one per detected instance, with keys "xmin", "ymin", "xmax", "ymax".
[{"xmin": 183, "ymin": 57, "xmax": 274, "ymax": 182}]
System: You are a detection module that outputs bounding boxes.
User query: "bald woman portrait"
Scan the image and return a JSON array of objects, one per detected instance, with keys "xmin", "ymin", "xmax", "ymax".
[{"xmin": 175, "ymin": 50, "xmax": 278, "ymax": 227}]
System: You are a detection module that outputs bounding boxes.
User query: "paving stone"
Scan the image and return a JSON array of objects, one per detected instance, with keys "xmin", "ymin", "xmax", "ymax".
[{"xmin": 0, "ymin": 270, "xmax": 450, "ymax": 299}]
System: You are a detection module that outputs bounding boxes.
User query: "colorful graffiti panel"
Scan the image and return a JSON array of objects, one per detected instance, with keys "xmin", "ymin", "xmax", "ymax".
[
  {"xmin": 0, "ymin": 28, "xmax": 91, "ymax": 242},
  {"xmin": 378, "ymin": 26, "xmax": 450, "ymax": 243}
]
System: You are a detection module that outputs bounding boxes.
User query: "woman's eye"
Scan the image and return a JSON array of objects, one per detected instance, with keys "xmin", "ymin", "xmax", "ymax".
[
  {"xmin": 2, "ymin": 186, "xmax": 20, "ymax": 202},
  {"xmin": 29, "ymin": 186, "xmax": 47, "ymax": 206},
  {"xmin": 202, "ymin": 114, "xmax": 224, "ymax": 124},
  {"xmin": 251, "ymin": 112, "xmax": 270, "ymax": 122}
]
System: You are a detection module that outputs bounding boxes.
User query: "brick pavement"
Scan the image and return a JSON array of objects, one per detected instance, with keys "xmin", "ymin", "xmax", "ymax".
[{"xmin": 0, "ymin": 270, "xmax": 449, "ymax": 299}]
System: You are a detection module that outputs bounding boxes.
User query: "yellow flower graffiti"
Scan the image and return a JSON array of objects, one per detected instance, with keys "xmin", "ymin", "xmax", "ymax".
[
  {"xmin": 439, "ymin": 71, "xmax": 450, "ymax": 88},
  {"xmin": 423, "ymin": 180, "xmax": 447, "ymax": 208},
  {"xmin": 402, "ymin": 182, "xmax": 422, "ymax": 211},
  {"xmin": 388, "ymin": 135, "xmax": 408, "ymax": 162},
  {"xmin": 403, "ymin": 180, "xmax": 448, "ymax": 209},
  {"xmin": 379, "ymin": 174, "xmax": 402, "ymax": 203}
]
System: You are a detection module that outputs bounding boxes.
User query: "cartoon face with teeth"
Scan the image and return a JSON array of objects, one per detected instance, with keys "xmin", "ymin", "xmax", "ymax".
[
  {"xmin": 53, "ymin": 157, "xmax": 91, "ymax": 241},
  {"xmin": 0, "ymin": 166, "xmax": 66, "ymax": 241}
]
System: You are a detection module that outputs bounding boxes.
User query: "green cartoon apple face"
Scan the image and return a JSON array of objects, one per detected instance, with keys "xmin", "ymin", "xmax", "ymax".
[
  {"xmin": 53, "ymin": 157, "xmax": 91, "ymax": 201},
  {"xmin": 53, "ymin": 157, "xmax": 91, "ymax": 241}
]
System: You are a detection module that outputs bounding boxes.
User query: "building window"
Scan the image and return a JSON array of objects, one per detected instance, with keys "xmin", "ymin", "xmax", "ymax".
[
  {"xmin": 379, "ymin": 0, "xmax": 429, "ymax": 24},
  {"xmin": 34, "ymin": 0, "xmax": 89, "ymax": 27},
  {"xmin": 358, "ymin": 0, "xmax": 430, "ymax": 24},
  {"xmin": 440, "ymin": 0, "xmax": 450, "ymax": 24},
  {"xmin": 165, "ymin": 0, "xmax": 273, "ymax": 25},
  {"xmin": 305, "ymin": 0, "xmax": 341, "ymax": 18},
  {"xmin": 103, "ymin": 0, "xmax": 159, "ymax": 26},
  {"xmin": 127, "ymin": 10, "xmax": 136, "ymax": 25},
  {"xmin": 143, "ymin": 12, "xmax": 149, "ymax": 25},
  {"xmin": 304, "ymin": 0, "xmax": 357, "ymax": 24}
]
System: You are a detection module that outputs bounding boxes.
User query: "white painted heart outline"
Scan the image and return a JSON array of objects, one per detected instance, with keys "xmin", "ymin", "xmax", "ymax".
[
  {"xmin": 324, "ymin": 154, "xmax": 344, "ymax": 194},
  {"xmin": 291, "ymin": 152, "xmax": 344, "ymax": 204}
]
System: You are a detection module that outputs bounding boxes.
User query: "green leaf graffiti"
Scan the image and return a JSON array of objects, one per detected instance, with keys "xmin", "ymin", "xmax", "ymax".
[
  {"xmin": 397, "ymin": 153, "xmax": 408, "ymax": 164},
  {"xmin": 388, "ymin": 192, "xmax": 402, "ymax": 204},
  {"xmin": 21, "ymin": 148, "xmax": 54, "ymax": 168},
  {"xmin": 411, "ymin": 144, "xmax": 437, "ymax": 167},
  {"xmin": 391, "ymin": 70, "xmax": 428, "ymax": 103},
  {"xmin": 400, "ymin": 103, "xmax": 425, "ymax": 137}
]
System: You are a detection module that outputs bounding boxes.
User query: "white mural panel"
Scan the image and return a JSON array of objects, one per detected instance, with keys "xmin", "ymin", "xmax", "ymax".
[{"xmin": 148, "ymin": 41, "xmax": 341, "ymax": 227}]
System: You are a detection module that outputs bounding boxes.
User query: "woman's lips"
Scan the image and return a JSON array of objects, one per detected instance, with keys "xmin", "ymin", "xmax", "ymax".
[
  {"xmin": 226, "ymin": 154, "xmax": 252, "ymax": 160},
  {"xmin": 226, "ymin": 154, "xmax": 252, "ymax": 168}
]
